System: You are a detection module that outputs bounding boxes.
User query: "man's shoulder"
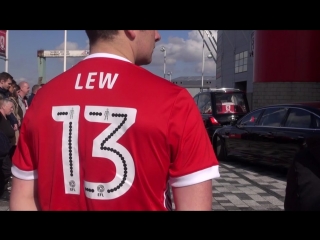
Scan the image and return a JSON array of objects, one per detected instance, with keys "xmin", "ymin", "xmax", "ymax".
[{"xmin": 133, "ymin": 66, "xmax": 186, "ymax": 92}]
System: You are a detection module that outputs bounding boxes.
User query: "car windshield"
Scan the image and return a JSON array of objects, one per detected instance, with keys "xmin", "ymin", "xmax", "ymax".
[{"xmin": 215, "ymin": 93, "xmax": 248, "ymax": 114}]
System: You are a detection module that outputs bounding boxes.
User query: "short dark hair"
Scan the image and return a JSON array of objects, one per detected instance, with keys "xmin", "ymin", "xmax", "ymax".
[
  {"xmin": 32, "ymin": 84, "xmax": 40, "ymax": 93},
  {"xmin": 0, "ymin": 72, "xmax": 13, "ymax": 82},
  {"xmin": 85, "ymin": 30, "xmax": 119, "ymax": 46}
]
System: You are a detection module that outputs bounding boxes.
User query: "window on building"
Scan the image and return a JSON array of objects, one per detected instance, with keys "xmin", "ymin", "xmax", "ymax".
[{"xmin": 235, "ymin": 51, "xmax": 248, "ymax": 73}]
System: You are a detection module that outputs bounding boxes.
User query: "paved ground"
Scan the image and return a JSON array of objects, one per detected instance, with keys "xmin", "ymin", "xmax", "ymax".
[
  {"xmin": 0, "ymin": 158, "xmax": 288, "ymax": 211},
  {"xmin": 210, "ymin": 158, "xmax": 287, "ymax": 211}
]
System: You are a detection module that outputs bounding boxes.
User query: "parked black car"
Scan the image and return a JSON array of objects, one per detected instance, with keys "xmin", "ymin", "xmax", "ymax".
[
  {"xmin": 212, "ymin": 102, "xmax": 320, "ymax": 168},
  {"xmin": 193, "ymin": 88, "xmax": 250, "ymax": 142}
]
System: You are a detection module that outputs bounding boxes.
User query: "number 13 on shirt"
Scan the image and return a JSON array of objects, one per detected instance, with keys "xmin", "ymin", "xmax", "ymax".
[{"xmin": 52, "ymin": 105, "xmax": 137, "ymax": 200}]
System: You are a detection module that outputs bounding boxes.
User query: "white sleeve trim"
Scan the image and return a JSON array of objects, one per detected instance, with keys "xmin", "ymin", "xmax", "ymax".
[
  {"xmin": 170, "ymin": 165, "xmax": 220, "ymax": 188},
  {"xmin": 11, "ymin": 164, "xmax": 38, "ymax": 180}
]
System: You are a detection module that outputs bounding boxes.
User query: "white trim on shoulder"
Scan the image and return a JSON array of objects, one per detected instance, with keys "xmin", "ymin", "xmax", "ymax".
[
  {"xmin": 170, "ymin": 165, "xmax": 220, "ymax": 188},
  {"xmin": 83, "ymin": 53, "xmax": 132, "ymax": 63},
  {"xmin": 11, "ymin": 164, "xmax": 38, "ymax": 180}
]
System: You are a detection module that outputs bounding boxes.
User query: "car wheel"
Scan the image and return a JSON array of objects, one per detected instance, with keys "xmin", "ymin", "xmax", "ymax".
[{"xmin": 214, "ymin": 135, "xmax": 227, "ymax": 161}]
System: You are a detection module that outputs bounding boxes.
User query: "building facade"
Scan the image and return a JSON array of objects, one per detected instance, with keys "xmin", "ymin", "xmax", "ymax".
[
  {"xmin": 215, "ymin": 30, "xmax": 255, "ymax": 109},
  {"xmin": 252, "ymin": 30, "xmax": 320, "ymax": 109},
  {"xmin": 171, "ymin": 30, "xmax": 320, "ymax": 110},
  {"xmin": 216, "ymin": 30, "xmax": 320, "ymax": 110}
]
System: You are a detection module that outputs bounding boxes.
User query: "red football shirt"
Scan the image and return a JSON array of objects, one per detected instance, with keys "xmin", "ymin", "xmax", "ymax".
[{"xmin": 12, "ymin": 53, "xmax": 220, "ymax": 210}]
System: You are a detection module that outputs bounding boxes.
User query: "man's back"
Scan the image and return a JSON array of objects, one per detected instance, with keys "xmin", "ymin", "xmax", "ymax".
[{"xmin": 12, "ymin": 54, "xmax": 219, "ymax": 210}]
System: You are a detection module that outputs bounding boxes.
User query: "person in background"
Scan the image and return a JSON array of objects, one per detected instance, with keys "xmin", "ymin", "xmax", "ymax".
[
  {"xmin": 8, "ymin": 83, "xmax": 21, "ymax": 156},
  {"xmin": 0, "ymin": 98, "xmax": 15, "ymax": 199},
  {"xmin": 27, "ymin": 84, "xmax": 41, "ymax": 106},
  {"xmin": 0, "ymin": 72, "xmax": 18, "ymax": 132},
  {"xmin": 17, "ymin": 81, "xmax": 30, "ymax": 120},
  {"xmin": 284, "ymin": 136, "xmax": 320, "ymax": 211}
]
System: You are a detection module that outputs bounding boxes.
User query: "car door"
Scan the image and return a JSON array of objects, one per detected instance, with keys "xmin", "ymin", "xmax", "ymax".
[
  {"xmin": 275, "ymin": 107, "xmax": 320, "ymax": 167},
  {"xmin": 224, "ymin": 108, "xmax": 264, "ymax": 159},
  {"xmin": 253, "ymin": 107, "xmax": 288, "ymax": 164}
]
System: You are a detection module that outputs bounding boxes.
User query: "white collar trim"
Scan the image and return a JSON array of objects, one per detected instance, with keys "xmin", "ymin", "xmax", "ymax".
[{"xmin": 83, "ymin": 53, "xmax": 132, "ymax": 63}]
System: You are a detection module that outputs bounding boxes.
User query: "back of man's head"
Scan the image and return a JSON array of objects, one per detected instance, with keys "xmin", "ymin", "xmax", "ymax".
[
  {"xmin": 85, "ymin": 30, "xmax": 119, "ymax": 46},
  {"xmin": 32, "ymin": 84, "xmax": 40, "ymax": 94},
  {"xmin": 84, "ymin": 30, "xmax": 161, "ymax": 67}
]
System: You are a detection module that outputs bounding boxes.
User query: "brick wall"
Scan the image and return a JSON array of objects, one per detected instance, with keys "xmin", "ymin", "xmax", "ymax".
[{"xmin": 252, "ymin": 82, "xmax": 320, "ymax": 110}]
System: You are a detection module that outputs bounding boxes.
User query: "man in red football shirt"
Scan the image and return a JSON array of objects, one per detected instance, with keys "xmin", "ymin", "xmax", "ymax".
[{"xmin": 9, "ymin": 30, "xmax": 220, "ymax": 211}]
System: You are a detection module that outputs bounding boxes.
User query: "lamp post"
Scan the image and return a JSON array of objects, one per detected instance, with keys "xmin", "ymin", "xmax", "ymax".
[
  {"xmin": 63, "ymin": 30, "xmax": 67, "ymax": 72},
  {"xmin": 5, "ymin": 30, "xmax": 8, "ymax": 72},
  {"xmin": 207, "ymin": 54, "xmax": 215, "ymax": 87},
  {"xmin": 160, "ymin": 46, "xmax": 166, "ymax": 79},
  {"xmin": 167, "ymin": 71, "xmax": 172, "ymax": 81}
]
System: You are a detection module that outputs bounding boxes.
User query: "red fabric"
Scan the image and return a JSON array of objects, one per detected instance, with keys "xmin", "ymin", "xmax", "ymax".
[{"xmin": 12, "ymin": 55, "xmax": 219, "ymax": 210}]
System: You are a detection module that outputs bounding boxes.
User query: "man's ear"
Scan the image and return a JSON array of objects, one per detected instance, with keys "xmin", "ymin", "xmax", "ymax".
[{"xmin": 124, "ymin": 30, "xmax": 136, "ymax": 40}]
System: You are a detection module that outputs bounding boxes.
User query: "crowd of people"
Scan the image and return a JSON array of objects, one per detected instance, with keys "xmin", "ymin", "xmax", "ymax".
[{"xmin": 0, "ymin": 72, "xmax": 42, "ymax": 199}]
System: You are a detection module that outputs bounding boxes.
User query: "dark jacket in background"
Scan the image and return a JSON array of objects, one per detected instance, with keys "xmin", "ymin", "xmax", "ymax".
[
  {"xmin": 0, "ymin": 87, "xmax": 18, "ymax": 127},
  {"xmin": 0, "ymin": 113, "xmax": 15, "ymax": 148},
  {"xmin": 27, "ymin": 93, "xmax": 35, "ymax": 106},
  {"xmin": 284, "ymin": 136, "xmax": 320, "ymax": 211}
]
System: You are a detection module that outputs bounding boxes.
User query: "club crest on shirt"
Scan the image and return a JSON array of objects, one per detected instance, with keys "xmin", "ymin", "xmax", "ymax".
[
  {"xmin": 97, "ymin": 185, "xmax": 105, "ymax": 193},
  {"xmin": 69, "ymin": 180, "xmax": 76, "ymax": 191}
]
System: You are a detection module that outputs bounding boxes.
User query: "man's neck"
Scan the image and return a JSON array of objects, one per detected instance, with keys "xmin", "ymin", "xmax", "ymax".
[{"xmin": 89, "ymin": 39, "xmax": 135, "ymax": 64}]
